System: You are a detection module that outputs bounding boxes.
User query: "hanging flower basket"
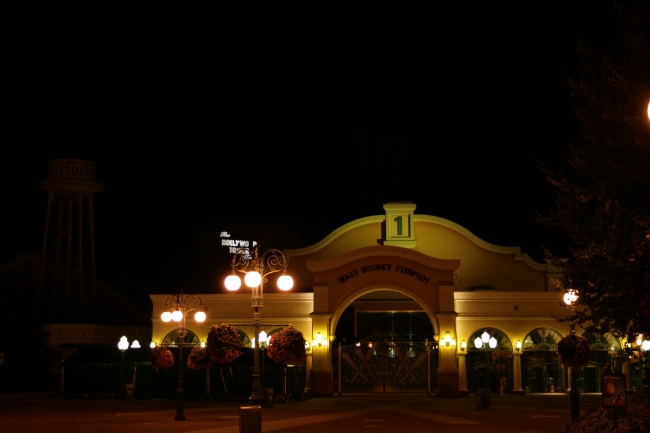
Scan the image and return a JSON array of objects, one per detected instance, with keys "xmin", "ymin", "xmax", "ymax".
[
  {"xmin": 557, "ymin": 334, "xmax": 590, "ymax": 369},
  {"xmin": 187, "ymin": 346, "xmax": 212, "ymax": 370},
  {"xmin": 151, "ymin": 347, "xmax": 174, "ymax": 371},
  {"xmin": 207, "ymin": 324, "xmax": 242, "ymax": 364},
  {"xmin": 267, "ymin": 325, "xmax": 306, "ymax": 365}
]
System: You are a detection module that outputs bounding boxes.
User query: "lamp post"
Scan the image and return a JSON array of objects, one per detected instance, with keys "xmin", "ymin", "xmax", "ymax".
[
  {"xmin": 563, "ymin": 289, "xmax": 580, "ymax": 421},
  {"xmin": 225, "ymin": 244, "xmax": 293, "ymax": 405},
  {"xmin": 474, "ymin": 331, "xmax": 497, "ymax": 409},
  {"xmin": 160, "ymin": 292, "xmax": 206, "ymax": 421},
  {"xmin": 117, "ymin": 336, "xmax": 140, "ymax": 399}
]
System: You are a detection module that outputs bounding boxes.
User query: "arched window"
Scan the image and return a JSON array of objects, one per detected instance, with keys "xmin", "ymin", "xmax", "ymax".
[
  {"xmin": 582, "ymin": 332, "xmax": 622, "ymax": 352},
  {"xmin": 523, "ymin": 328, "xmax": 562, "ymax": 351},
  {"xmin": 161, "ymin": 329, "xmax": 200, "ymax": 346}
]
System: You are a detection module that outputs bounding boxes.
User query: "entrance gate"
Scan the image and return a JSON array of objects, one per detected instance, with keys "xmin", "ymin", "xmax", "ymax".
[{"xmin": 334, "ymin": 332, "xmax": 438, "ymax": 393}]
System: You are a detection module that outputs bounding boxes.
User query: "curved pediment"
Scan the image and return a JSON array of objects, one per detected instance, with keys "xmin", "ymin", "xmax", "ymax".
[{"xmin": 286, "ymin": 203, "xmax": 551, "ymax": 293}]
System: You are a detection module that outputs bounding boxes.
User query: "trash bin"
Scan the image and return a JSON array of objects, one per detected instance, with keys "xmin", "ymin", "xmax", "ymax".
[
  {"xmin": 264, "ymin": 388, "xmax": 274, "ymax": 408},
  {"xmin": 124, "ymin": 383, "xmax": 135, "ymax": 400},
  {"xmin": 240, "ymin": 405, "xmax": 262, "ymax": 433},
  {"xmin": 476, "ymin": 390, "xmax": 490, "ymax": 409}
]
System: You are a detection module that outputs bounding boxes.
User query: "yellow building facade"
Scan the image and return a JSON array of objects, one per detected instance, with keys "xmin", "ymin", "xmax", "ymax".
[{"xmin": 151, "ymin": 202, "xmax": 625, "ymax": 397}]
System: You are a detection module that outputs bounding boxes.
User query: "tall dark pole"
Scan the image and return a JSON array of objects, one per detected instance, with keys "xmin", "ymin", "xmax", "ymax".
[
  {"xmin": 569, "ymin": 322, "xmax": 580, "ymax": 422},
  {"xmin": 161, "ymin": 292, "xmax": 204, "ymax": 421},
  {"xmin": 251, "ymin": 306, "xmax": 263, "ymax": 405},
  {"xmin": 120, "ymin": 350, "xmax": 125, "ymax": 399},
  {"xmin": 175, "ymin": 315, "xmax": 186, "ymax": 421}
]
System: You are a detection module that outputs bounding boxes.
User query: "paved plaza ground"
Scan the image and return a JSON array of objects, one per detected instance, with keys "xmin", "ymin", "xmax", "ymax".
[{"xmin": 0, "ymin": 392, "xmax": 604, "ymax": 433}]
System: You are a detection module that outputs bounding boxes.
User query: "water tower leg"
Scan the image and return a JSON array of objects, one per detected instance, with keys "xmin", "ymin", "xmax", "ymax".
[{"xmin": 37, "ymin": 191, "xmax": 54, "ymax": 319}]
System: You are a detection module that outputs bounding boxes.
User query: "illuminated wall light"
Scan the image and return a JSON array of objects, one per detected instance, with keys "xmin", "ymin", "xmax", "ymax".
[
  {"xmin": 150, "ymin": 341, "xmax": 156, "ymax": 349},
  {"xmin": 515, "ymin": 340, "xmax": 522, "ymax": 352},
  {"xmin": 460, "ymin": 340, "xmax": 467, "ymax": 352},
  {"xmin": 442, "ymin": 331, "xmax": 456, "ymax": 348},
  {"xmin": 313, "ymin": 332, "xmax": 327, "ymax": 350}
]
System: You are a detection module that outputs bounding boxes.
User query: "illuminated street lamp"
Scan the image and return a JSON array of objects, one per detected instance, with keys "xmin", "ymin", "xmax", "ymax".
[
  {"xmin": 117, "ymin": 336, "xmax": 140, "ymax": 399},
  {"xmin": 225, "ymin": 244, "xmax": 293, "ymax": 405},
  {"xmin": 563, "ymin": 289, "xmax": 580, "ymax": 421},
  {"xmin": 161, "ymin": 292, "xmax": 205, "ymax": 421}
]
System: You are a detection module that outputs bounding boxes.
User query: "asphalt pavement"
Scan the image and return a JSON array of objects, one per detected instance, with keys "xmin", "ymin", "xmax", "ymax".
[{"xmin": 0, "ymin": 392, "xmax": 604, "ymax": 433}]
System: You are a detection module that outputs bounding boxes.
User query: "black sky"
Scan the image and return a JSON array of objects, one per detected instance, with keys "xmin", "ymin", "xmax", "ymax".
[{"xmin": 2, "ymin": 3, "xmax": 599, "ymax": 292}]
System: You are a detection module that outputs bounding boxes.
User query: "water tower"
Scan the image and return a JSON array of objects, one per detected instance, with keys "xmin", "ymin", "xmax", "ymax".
[{"xmin": 37, "ymin": 159, "xmax": 104, "ymax": 323}]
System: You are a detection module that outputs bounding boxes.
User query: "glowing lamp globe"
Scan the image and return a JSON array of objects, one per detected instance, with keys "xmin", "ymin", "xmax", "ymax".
[
  {"xmin": 161, "ymin": 311, "xmax": 172, "ymax": 322},
  {"xmin": 225, "ymin": 275, "xmax": 241, "ymax": 291},
  {"xmin": 563, "ymin": 290, "xmax": 578, "ymax": 306},
  {"xmin": 489, "ymin": 337, "xmax": 498, "ymax": 349},
  {"xmin": 171, "ymin": 310, "xmax": 183, "ymax": 322},
  {"xmin": 195, "ymin": 311, "xmax": 206, "ymax": 322},
  {"xmin": 643, "ymin": 339, "xmax": 650, "ymax": 352},
  {"xmin": 118, "ymin": 336, "xmax": 129, "ymax": 351},
  {"xmin": 474, "ymin": 336, "xmax": 483, "ymax": 349},
  {"xmin": 244, "ymin": 271, "xmax": 262, "ymax": 288},
  {"xmin": 277, "ymin": 275, "xmax": 293, "ymax": 291}
]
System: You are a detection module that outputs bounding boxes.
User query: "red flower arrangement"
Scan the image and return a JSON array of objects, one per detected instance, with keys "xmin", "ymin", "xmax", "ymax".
[
  {"xmin": 187, "ymin": 346, "xmax": 212, "ymax": 370},
  {"xmin": 557, "ymin": 334, "xmax": 590, "ymax": 369},
  {"xmin": 151, "ymin": 347, "xmax": 174, "ymax": 371},
  {"xmin": 207, "ymin": 324, "xmax": 242, "ymax": 364},
  {"xmin": 267, "ymin": 325, "xmax": 306, "ymax": 365}
]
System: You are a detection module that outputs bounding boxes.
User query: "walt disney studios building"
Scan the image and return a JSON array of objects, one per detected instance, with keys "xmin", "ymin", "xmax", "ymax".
[{"xmin": 151, "ymin": 203, "xmax": 637, "ymax": 397}]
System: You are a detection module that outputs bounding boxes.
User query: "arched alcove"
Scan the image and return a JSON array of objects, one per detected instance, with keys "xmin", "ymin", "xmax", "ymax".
[
  {"xmin": 521, "ymin": 327, "xmax": 564, "ymax": 393},
  {"xmin": 466, "ymin": 327, "xmax": 512, "ymax": 394}
]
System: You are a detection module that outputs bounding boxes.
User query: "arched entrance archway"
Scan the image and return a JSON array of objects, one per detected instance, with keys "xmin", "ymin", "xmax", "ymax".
[
  {"xmin": 305, "ymin": 245, "xmax": 460, "ymax": 397},
  {"xmin": 332, "ymin": 289, "xmax": 438, "ymax": 394}
]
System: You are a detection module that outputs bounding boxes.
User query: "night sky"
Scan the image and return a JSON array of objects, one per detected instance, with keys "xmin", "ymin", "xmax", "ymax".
[{"xmin": 3, "ymin": 4, "xmax": 598, "ymax": 293}]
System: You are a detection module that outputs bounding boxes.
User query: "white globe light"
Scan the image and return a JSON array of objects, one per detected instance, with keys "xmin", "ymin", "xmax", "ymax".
[
  {"xmin": 118, "ymin": 336, "xmax": 129, "ymax": 351},
  {"xmin": 194, "ymin": 311, "xmax": 206, "ymax": 322},
  {"xmin": 225, "ymin": 275, "xmax": 242, "ymax": 291},
  {"xmin": 563, "ymin": 290, "xmax": 578, "ymax": 306},
  {"xmin": 171, "ymin": 310, "xmax": 183, "ymax": 322},
  {"xmin": 131, "ymin": 340, "xmax": 141, "ymax": 349},
  {"xmin": 489, "ymin": 337, "xmax": 498, "ymax": 349},
  {"xmin": 277, "ymin": 275, "xmax": 293, "ymax": 291},
  {"xmin": 244, "ymin": 271, "xmax": 262, "ymax": 288},
  {"xmin": 161, "ymin": 311, "xmax": 172, "ymax": 322},
  {"xmin": 474, "ymin": 336, "xmax": 483, "ymax": 349},
  {"xmin": 481, "ymin": 331, "xmax": 490, "ymax": 344},
  {"xmin": 259, "ymin": 331, "xmax": 268, "ymax": 344},
  {"xmin": 642, "ymin": 340, "xmax": 650, "ymax": 352}
]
